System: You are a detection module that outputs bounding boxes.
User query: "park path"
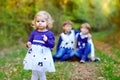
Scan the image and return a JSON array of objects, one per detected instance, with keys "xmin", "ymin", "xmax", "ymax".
[
  {"xmin": 94, "ymin": 40, "xmax": 120, "ymax": 62},
  {"xmin": 69, "ymin": 40, "xmax": 115, "ymax": 80},
  {"xmin": 69, "ymin": 62, "xmax": 101, "ymax": 80}
]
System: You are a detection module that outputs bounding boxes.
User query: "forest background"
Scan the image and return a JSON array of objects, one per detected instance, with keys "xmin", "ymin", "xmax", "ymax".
[
  {"xmin": 0, "ymin": 0, "xmax": 120, "ymax": 49},
  {"xmin": 0, "ymin": 0, "xmax": 120, "ymax": 80}
]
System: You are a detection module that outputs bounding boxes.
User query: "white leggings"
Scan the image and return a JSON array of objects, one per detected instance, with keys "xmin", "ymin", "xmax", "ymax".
[{"xmin": 31, "ymin": 70, "xmax": 46, "ymax": 80}]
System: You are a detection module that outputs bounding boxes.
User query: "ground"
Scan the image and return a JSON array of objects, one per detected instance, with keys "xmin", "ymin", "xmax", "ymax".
[
  {"xmin": 67, "ymin": 40, "xmax": 112, "ymax": 80},
  {"xmin": 69, "ymin": 62, "xmax": 100, "ymax": 80},
  {"xmin": 0, "ymin": 41, "xmax": 114, "ymax": 80}
]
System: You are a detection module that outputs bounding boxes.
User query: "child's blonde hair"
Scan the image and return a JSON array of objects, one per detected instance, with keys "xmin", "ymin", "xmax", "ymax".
[
  {"xmin": 33, "ymin": 11, "xmax": 54, "ymax": 29},
  {"xmin": 81, "ymin": 23, "xmax": 91, "ymax": 32}
]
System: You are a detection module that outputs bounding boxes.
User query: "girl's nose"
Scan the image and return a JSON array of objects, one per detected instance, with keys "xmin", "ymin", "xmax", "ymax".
[{"xmin": 39, "ymin": 22, "xmax": 42, "ymax": 24}]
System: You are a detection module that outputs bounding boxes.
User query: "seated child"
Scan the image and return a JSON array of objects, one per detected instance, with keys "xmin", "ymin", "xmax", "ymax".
[
  {"xmin": 74, "ymin": 23, "xmax": 100, "ymax": 63},
  {"xmin": 53, "ymin": 20, "xmax": 78, "ymax": 61}
]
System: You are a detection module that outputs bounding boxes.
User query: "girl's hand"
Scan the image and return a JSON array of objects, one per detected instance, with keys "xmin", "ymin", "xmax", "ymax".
[
  {"xmin": 88, "ymin": 33, "xmax": 92, "ymax": 39},
  {"xmin": 43, "ymin": 35, "xmax": 48, "ymax": 42},
  {"xmin": 26, "ymin": 42, "xmax": 32, "ymax": 48}
]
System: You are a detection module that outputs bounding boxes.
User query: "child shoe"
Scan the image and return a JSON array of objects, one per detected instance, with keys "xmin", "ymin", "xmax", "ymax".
[
  {"xmin": 80, "ymin": 60, "xmax": 85, "ymax": 63},
  {"xmin": 94, "ymin": 57, "xmax": 100, "ymax": 62}
]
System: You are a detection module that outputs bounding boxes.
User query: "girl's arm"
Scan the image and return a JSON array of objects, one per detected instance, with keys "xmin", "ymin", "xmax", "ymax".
[
  {"xmin": 88, "ymin": 39, "xmax": 95, "ymax": 61},
  {"xmin": 44, "ymin": 32, "xmax": 55, "ymax": 48},
  {"xmin": 74, "ymin": 30, "xmax": 80, "ymax": 35},
  {"xmin": 26, "ymin": 31, "xmax": 34, "ymax": 48},
  {"xmin": 56, "ymin": 36, "xmax": 62, "ymax": 52}
]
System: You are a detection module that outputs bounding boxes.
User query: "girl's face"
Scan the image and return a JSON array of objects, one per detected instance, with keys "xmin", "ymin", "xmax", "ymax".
[
  {"xmin": 80, "ymin": 27, "xmax": 89, "ymax": 35},
  {"xmin": 35, "ymin": 16, "xmax": 47, "ymax": 31},
  {"xmin": 63, "ymin": 24, "xmax": 72, "ymax": 34}
]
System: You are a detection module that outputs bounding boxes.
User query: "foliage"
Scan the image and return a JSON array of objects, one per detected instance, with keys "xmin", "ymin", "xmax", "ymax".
[
  {"xmin": 106, "ymin": 0, "xmax": 120, "ymax": 46},
  {"xmin": 0, "ymin": 0, "xmax": 120, "ymax": 48}
]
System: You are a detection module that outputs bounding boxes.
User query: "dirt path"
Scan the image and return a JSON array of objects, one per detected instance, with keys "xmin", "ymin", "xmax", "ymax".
[
  {"xmin": 69, "ymin": 41, "xmax": 114, "ymax": 80},
  {"xmin": 94, "ymin": 40, "xmax": 120, "ymax": 62},
  {"xmin": 69, "ymin": 62, "xmax": 101, "ymax": 80}
]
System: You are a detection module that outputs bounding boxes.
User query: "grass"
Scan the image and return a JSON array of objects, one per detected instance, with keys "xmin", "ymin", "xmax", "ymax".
[
  {"xmin": 0, "ymin": 46, "xmax": 74, "ymax": 80},
  {"xmin": 96, "ymin": 49, "xmax": 120, "ymax": 80},
  {"xmin": 92, "ymin": 31, "xmax": 110, "ymax": 42},
  {"xmin": 0, "ymin": 31, "xmax": 120, "ymax": 80},
  {"xmin": 93, "ymin": 31, "xmax": 120, "ymax": 80}
]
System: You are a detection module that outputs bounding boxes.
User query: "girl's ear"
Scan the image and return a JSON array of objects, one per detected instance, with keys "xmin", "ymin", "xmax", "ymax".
[
  {"xmin": 46, "ymin": 25, "xmax": 49, "ymax": 29},
  {"xmin": 62, "ymin": 26, "xmax": 65, "ymax": 30}
]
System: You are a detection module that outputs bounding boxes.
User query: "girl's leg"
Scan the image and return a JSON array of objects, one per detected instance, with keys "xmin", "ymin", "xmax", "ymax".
[
  {"xmin": 81, "ymin": 43, "xmax": 91, "ymax": 61},
  {"xmin": 31, "ymin": 70, "xmax": 39, "ymax": 80},
  {"xmin": 74, "ymin": 49, "xmax": 83, "ymax": 59},
  {"xmin": 60, "ymin": 49, "xmax": 74, "ymax": 61},
  {"xmin": 53, "ymin": 48, "xmax": 66, "ymax": 60},
  {"xmin": 38, "ymin": 71, "xmax": 46, "ymax": 80}
]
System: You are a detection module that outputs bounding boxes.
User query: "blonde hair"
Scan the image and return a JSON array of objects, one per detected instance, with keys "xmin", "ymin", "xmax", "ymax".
[
  {"xmin": 81, "ymin": 23, "xmax": 91, "ymax": 31},
  {"xmin": 33, "ymin": 11, "xmax": 54, "ymax": 29}
]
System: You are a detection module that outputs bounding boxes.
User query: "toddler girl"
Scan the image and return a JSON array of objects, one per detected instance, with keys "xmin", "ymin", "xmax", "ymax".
[{"xmin": 23, "ymin": 11, "xmax": 55, "ymax": 80}]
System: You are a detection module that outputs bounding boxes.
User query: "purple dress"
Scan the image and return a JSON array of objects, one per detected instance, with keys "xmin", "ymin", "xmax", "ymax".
[{"xmin": 23, "ymin": 30, "xmax": 55, "ymax": 72}]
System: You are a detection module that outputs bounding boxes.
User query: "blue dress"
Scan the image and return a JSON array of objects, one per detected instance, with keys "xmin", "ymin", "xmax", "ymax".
[{"xmin": 23, "ymin": 30, "xmax": 55, "ymax": 72}]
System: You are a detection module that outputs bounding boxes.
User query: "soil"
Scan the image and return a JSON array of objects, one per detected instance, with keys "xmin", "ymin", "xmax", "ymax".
[
  {"xmin": 68, "ymin": 41, "xmax": 112, "ymax": 80},
  {"xmin": 69, "ymin": 62, "xmax": 101, "ymax": 80}
]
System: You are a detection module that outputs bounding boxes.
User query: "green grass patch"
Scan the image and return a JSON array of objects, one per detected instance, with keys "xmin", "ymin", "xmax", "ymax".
[
  {"xmin": 92, "ymin": 31, "xmax": 112, "ymax": 42},
  {"xmin": 0, "ymin": 46, "xmax": 74, "ymax": 80},
  {"xmin": 92, "ymin": 31, "xmax": 120, "ymax": 80},
  {"xmin": 96, "ymin": 49, "xmax": 120, "ymax": 80}
]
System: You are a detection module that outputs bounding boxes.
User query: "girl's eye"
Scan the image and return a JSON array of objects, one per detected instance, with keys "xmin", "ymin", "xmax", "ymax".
[
  {"xmin": 37, "ymin": 21, "xmax": 40, "ymax": 22},
  {"xmin": 41, "ymin": 20, "xmax": 45, "ymax": 22}
]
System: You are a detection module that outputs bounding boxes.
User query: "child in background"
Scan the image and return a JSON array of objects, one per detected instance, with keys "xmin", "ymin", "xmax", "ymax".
[
  {"xmin": 53, "ymin": 20, "xmax": 78, "ymax": 61},
  {"xmin": 74, "ymin": 23, "xmax": 100, "ymax": 63},
  {"xmin": 23, "ymin": 11, "xmax": 55, "ymax": 80}
]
